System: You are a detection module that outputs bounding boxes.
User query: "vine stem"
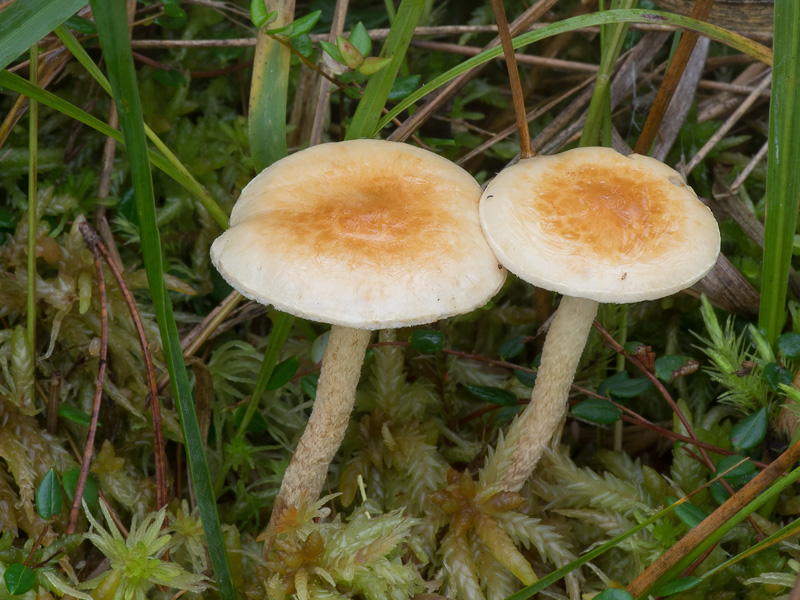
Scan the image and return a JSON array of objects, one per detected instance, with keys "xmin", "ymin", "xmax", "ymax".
[{"xmin": 78, "ymin": 219, "xmax": 169, "ymax": 511}]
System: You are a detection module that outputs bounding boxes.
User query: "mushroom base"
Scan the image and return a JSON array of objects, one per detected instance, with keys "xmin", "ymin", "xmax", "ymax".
[{"xmin": 499, "ymin": 295, "xmax": 599, "ymax": 492}]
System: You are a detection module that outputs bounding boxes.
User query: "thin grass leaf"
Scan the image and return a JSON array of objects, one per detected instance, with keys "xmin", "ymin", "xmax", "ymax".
[
  {"xmin": 249, "ymin": 0, "xmax": 293, "ymax": 172},
  {"xmin": 0, "ymin": 0, "xmax": 87, "ymax": 70},
  {"xmin": 53, "ymin": 25, "xmax": 229, "ymax": 229},
  {"xmin": 375, "ymin": 9, "xmax": 772, "ymax": 133},
  {"xmin": 88, "ymin": 3, "xmax": 236, "ymax": 600},
  {"xmin": 347, "ymin": 0, "xmax": 425, "ymax": 140},
  {"xmin": 0, "ymin": 70, "xmax": 228, "ymax": 229},
  {"xmin": 758, "ymin": 1, "xmax": 800, "ymax": 345}
]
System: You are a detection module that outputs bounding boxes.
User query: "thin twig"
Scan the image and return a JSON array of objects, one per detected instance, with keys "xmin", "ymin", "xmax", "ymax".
[
  {"xmin": 489, "ymin": 0, "xmax": 532, "ymax": 158},
  {"xmin": 67, "ymin": 223, "xmax": 109, "ymax": 534},
  {"xmin": 79, "ymin": 219, "xmax": 169, "ymax": 511}
]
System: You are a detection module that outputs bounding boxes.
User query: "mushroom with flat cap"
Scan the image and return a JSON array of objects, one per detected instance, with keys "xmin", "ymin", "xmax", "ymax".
[
  {"xmin": 211, "ymin": 138, "xmax": 506, "ymax": 524},
  {"xmin": 479, "ymin": 146, "xmax": 720, "ymax": 492}
]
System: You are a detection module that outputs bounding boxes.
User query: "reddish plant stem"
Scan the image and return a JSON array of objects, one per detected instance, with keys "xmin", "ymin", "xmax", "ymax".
[
  {"xmin": 79, "ymin": 220, "xmax": 169, "ymax": 511},
  {"xmin": 67, "ymin": 226, "xmax": 108, "ymax": 534},
  {"xmin": 592, "ymin": 321, "xmax": 763, "ymax": 538}
]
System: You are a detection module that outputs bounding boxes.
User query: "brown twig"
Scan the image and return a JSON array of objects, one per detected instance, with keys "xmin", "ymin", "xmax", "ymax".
[
  {"xmin": 78, "ymin": 219, "xmax": 169, "ymax": 511},
  {"xmin": 67, "ymin": 223, "xmax": 109, "ymax": 534},
  {"xmin": 633, "ymin": 0, "xmax": 716, "ymax": 154},
  {"xmin": 489, "ymin": 0, "xmax": 532, "ymax": 159}
]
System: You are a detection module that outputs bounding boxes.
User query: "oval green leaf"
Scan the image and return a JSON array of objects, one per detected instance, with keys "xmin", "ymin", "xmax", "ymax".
[
  {"xmin": 654, "ymin": 576, "xmax": 702, "ymax": 596},
  {"xmin": 64, "ymin": 15, "xmax": 97, "ymax": 34},
  {"xmin": 266, "ymin": 356, "xmax": 299, "ymax": 390},
  {"xmin": 778, "ymin": 332, "xmax": 800, "ymax": 358},
  {"xmin": 62, "ymin": 467, "xmax": 99, "ymax": 511},
  {"xmin": 4, "ymin": 564, "xmax": 35, "ymax": 596},
  {"xmin": 571, "ymin": 398, "xmax": 621, "ymax": 425},
  {"xmin": 301, "ymin": 375, "xmax": 318, "ymax": 400},
  {"xmin": 593, "ymin": 590, "xmax": 633, "ymax": 600},
  {"xmin": 654, "ymin": 354, "xmax": 692, "ymax": 383},
  {"xmin": 730, "ymin": 407, "xmax": 768, "ymax": 449},
  {"xmin": 514, "ymin": 369, "xmax": 537, "ymax": 388},
  {"xmin": 598, "ymin": 372, "xmax": 652, "ymax": 398},
  {"xmin": 463, "ymin": 384, "xmax": 518, "ymax": 406},
  {"xmin": 666, "ymin": 496, "xmax": 708, "ymax": 529},
  {"xmin": 58, "ymin": 405, "xmax": 92, "ymax": 426},
  {"xmin": 716, "ymin": 454, "xmax": 756, "ymax": 486},
  {"xmin": 499, "ymin": 335, "xmax": 526, "ymax": 360},
  {"xmin": 36, "ymin": 468, "xmax": 62, "ymax": 520},
  {"xmin": 233, "ymin": 406, "xmax": 269, "ymax": 432},
  {"xmin": 152, "ymin": 68, "xmax": 186, "ymax": 87},
  {"xmin": 410, "ymin": 330, "xmax": 444, "ymax": 353},
  {"xmin": 764, "ymin": 362, "xmax": 792, "ymax": 390}
]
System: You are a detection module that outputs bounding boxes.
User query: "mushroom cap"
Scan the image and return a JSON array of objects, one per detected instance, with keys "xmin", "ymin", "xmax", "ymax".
[
  {"xmin": 479, "ymin": 147, "xmax": 720, "ymax": 303},
  {"xmin": 211, "ymin": 139, "xmax": 506, "ymax": 329}
]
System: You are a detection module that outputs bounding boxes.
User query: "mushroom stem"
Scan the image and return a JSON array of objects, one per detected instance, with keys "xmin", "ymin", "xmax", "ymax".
[
  {"xmin": 499, "ymin": 295, "xmax": 599, "ymax": 492},
  {"xmin": 270, "ymin": 325, "xmax": 371, "ymax": 525}
]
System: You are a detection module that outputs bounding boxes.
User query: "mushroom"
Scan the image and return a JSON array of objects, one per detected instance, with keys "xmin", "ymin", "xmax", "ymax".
[
  {"xmin": 210, "ymin": 139, "xmax": 506, "ymax": 522},
  {"xmin": 479, "ymin": 146, "xmax": 720, "ymax": 492}
]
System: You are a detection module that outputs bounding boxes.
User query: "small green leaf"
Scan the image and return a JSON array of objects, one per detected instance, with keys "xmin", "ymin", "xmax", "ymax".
[
  {"xmin": 301, "ymin": 375, "xmax": 318, "ymax": 400},
  {"xmin": 311, "ymin": 331, "xmax": 329, "ymax": 363},
  {"xmin": 291, "ymin": 34, "xmax": 313, "ymax": 58},
  {"xmin": 58, "ymin": 405, "xmax": 92, "ymax": 426},
  {"xmin": 388, "ymin": 74, "xmax": 421, "ymax": 101},
  {"xmin": 654, "ymin": 576, "xmax": 702, "ymax": 596},
  {"xmin": 320, "ymin": 40, "xmax": 345, "ymax": 64},
  {"xmin": 730, "ymin": 407, "xmax": 768, "ymax": 449},
  {"xmin": 64, "ymin": 15, "xmax": 97, "ymax": 34},
  {"xmin": 4, "ymin": 563, "xmax": 35, "ymax": 596},
  {"xmin": 623, "ymin": 341, "xmax": 646, "ymax": 354},
  {"xmin": 162, "ymin": 4, "xmax": 186, "ymax": 19},
  {"xmin": 654, "ymin": 355, "xmax": 692, "ymax": 383},
  {"xmin": 233, "ymin": 406, "xmax": 269, "ymax": 432},
  {"xmin": 593, "ymin": 590, "xmax": 633, "ymax": 600},
  {"xmin": 266, "ymin": 356, "xmax": 299, "ymax": 390},
  {"xmin": 266, "ymin": 10, "xmax": 320, "ymax": 39},
  {"xmin": 514, "ymin": 369, "xmax": 537, "ymax": 388},
  {"xmin": 778, "ymin": 332, "xmax": 800, "ymax": 358},
  {"xmin": 463, "ymin": 384, "xmax": 518, "ymax": 406},
  {"xmin": 36, "ymin": 469, "xmax": 62, "ymax": 520},
  {"xmin": 337, "ymin": 36, "xmax": 364, "ymax": 69},
  {"xmin": 250, "ymin": 1, "xmax": 276, "ymax": 28},
  {"xmin": 499, "ymin": 335, "xmax": 526, "ymax": 360},
  {"xmin": 597, "ymin": 372, "xmax": 652, "ymax": 398},
  {"xmin": 764, "ymin": 362, "xmax": 792, "ymax": 390},
  {"xmin": 409, "ymin": 330, "xmax": 444, "ymax": 353},
  {"xmin": 571, "ymin": 398, "xmax": 621, "ymax": 425},
  {"xmin": 716, "ymin": 454, "xmax": 756, "ymax": 486},
  {"xmin": 667, "ymin": 496, "xmax": 708, "ymax": 529},
  {"xmin": 62, "ymin": 468, "xmax": 99, "ymax": 511},
  {"xmin": 152, "ymin": 68, "xmax": 186, "ymax": 87},
  {"xmin": 348, "ymin": 22, "xmax": 372, "ymax": 57},
  {"xmin": 357, "ymin": 56, "xmax": 392, "ymax": 76},
  {"xmin": 710, "ymin": 480, "xmax": 730, "ymax": 505}
]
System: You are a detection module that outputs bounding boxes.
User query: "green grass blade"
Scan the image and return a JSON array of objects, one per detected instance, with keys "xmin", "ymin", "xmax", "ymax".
[
  {"xmin": 375, "ymin": 9, "xmax": 771, "ymax": 133},
  {"xmin": 758, "ymin": 1, "xmax": 800, "ymax": 345},
  {"xmin": 581, "ymin": 0, "xmax": 637, "ymax": 146},
  {"xmin": 347, "ymin": 0, "xmax": 424, "ymax": 140},
  {"xmin": 249, "ymin": 0, "xmax": 293, "ymax": 172},
  {"xmin": 53, "ymin": 25, "xmax": 229, "ymax": 229},
  {"xmin": 27, "ymin": 44, "xmax": 38, "ymax": 350},
  {"xmin": 0, "ymin": 0, "xmax": 86, "ymax": 70},
  {"xmin": 0, "ymin": 70, "xmax": 228, "ymax": 229},
  {"xmin": 88, "ymin": 3, "xmax": 237, "ymax": 599},
  {"xmin": 504, "ymin": 496, "xmax": 702, "ymax": 600}
]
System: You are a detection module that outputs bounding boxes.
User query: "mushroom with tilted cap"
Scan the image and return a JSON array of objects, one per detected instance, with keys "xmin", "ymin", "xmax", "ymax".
[
  {"xmin": 479, "ymin": 146, "xmax": 720, "ymax": 492},
  {"xmin": 211, "ymin": 139, "xmax": 506, "ymax": 525}
]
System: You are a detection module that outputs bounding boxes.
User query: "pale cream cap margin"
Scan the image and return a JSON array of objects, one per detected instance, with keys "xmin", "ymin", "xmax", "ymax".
[
  {"xmin": 211, "ymin": 139, "xmax": 507, "ymax": 329},
  {"xmin": 479, "ymin": 147, "xmax": 720, "ymax": 303}
]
